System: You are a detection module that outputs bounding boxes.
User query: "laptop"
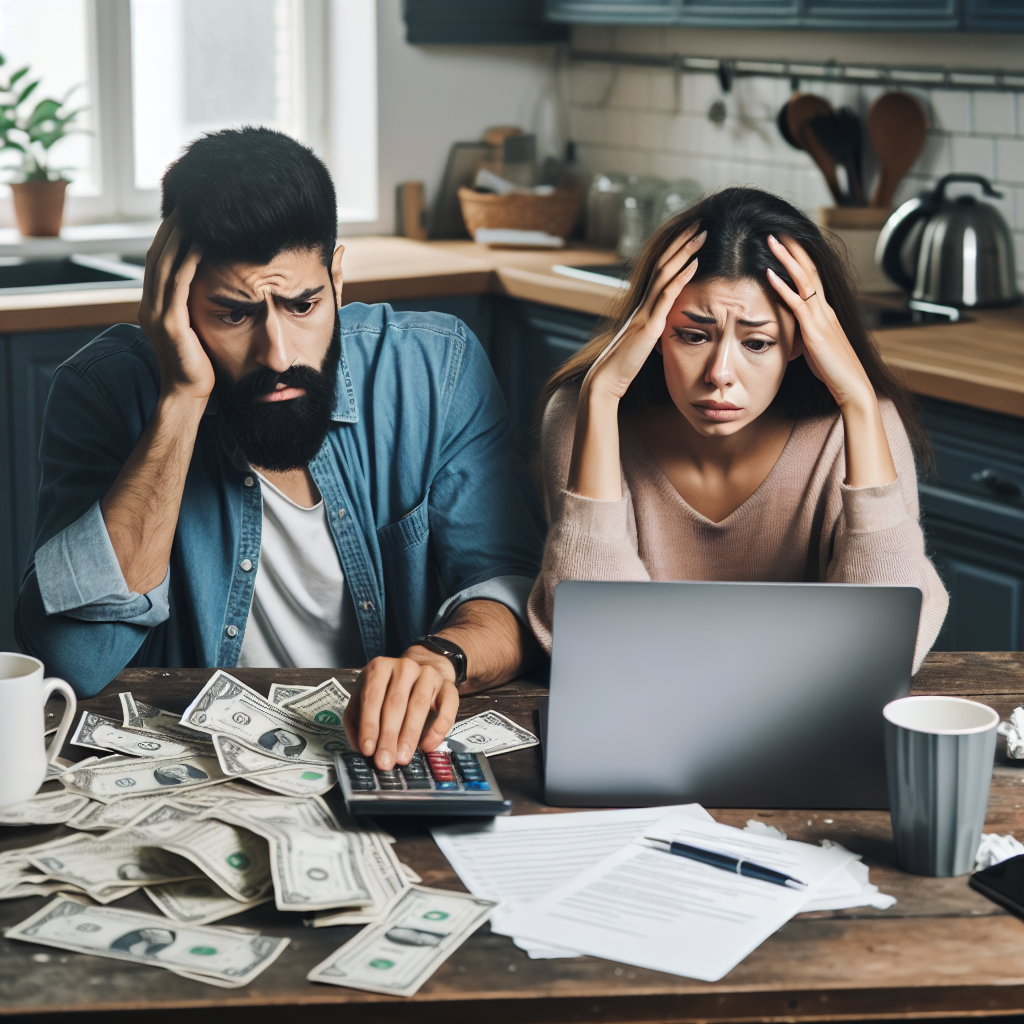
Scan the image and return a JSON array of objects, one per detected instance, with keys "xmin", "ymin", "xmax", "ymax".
[{"xmin": 543, "ymin": 580, "xmax": 922, "ymax": 809}]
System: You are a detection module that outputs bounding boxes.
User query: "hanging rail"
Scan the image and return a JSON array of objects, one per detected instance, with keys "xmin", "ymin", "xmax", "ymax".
[{"xmin": 569, "ymin": 48, "xmax": 1024, "ymax": 93}]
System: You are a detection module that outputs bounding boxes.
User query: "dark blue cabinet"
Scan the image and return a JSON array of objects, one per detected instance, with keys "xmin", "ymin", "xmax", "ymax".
[
  {"xmin": 490, "ymin": 298, "xmax": 597, "ymax": 458},
  {"xmin": 1, "ymin": 327, "xmax": 106, "ymax": 653},
  {"xmin": 547, "ymin": 0, "xmax": 1022, "ymax": 28},
  {"xmin": 802, "ymin": 0, "xmax": 959, "ymax": 29},
  {"xmin": 404, "ymin": 0, "xmax": 569, "ymax": 43},
  {"xmin": 963, "ymin": 0, "xmax": 1024, "ymax": 30},
  {"xmin": 544, "ymin": 0, "xmax": 679, "ymax": 23},
  {"xmin": 917, "ymin": 396, "xmax": 1024, "ymax": 652}
]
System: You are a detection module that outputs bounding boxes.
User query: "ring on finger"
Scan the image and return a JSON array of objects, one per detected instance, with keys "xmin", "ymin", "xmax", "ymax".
[{"xmin": 802, "ymin": 290, "xmax": 817, "ymax": 302}]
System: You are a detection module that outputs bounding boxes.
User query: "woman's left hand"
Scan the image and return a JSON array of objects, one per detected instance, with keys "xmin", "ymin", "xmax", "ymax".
[
  {"xmin": 765, "ymin": 234, "xmax": 874, "ymax": 412},
  {"xmin": 766, "ymin": 233, "xmax": 896, "ymax": 488}
]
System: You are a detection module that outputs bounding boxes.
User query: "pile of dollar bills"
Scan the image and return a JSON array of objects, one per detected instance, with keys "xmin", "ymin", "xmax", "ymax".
[{"xmin": 0, "ymin": 669, "xmax": 534, "ymax": 994}]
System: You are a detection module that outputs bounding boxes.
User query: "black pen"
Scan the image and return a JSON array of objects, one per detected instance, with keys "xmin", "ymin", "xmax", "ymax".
[{"xmin": 644, "ymin": 835, "xmax": 808, "ymax": 889}]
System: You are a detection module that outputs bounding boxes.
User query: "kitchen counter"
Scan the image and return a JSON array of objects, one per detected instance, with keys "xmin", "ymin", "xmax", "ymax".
[{"xmin": 0, "ymin": 235, "xmax": 1019, "ymax": 417}]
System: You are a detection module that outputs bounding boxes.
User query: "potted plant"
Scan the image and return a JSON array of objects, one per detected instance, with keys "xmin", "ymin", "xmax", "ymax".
[{"xmin": 0, "ymin": 53, "xmax": 84, "ymax": 237}]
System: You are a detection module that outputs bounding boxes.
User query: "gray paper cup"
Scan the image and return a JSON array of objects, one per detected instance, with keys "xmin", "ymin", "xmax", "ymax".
[{"xmin": 884, "ymin": 695, "xmax": 999, "ymax": 877}]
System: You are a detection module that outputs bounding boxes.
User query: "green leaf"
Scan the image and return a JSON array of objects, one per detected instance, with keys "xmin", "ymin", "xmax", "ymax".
[
  {"xmin": 8, "ymin": 67, "xmax": 28, "ymax": 88},
  {"xmin": 27, "ymin": 99, "xmax": 61, "ymax": 127},
  {"xmin": 16, "ymin": 79, "xmax": 39, "ymax": 106}
]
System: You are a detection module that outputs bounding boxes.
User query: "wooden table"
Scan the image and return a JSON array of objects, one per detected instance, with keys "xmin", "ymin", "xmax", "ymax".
[{"xmin": 2, "ymin": 653, "xmax": 1022, "ymax": 1021}]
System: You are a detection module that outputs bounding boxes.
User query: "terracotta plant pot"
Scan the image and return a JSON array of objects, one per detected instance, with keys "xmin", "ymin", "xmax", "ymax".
[{"xmin": 10, "ymin": 180, "xmax": 68, "ymax": 237}]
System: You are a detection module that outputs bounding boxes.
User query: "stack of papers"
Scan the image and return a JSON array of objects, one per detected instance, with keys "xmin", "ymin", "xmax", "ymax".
[{"xmin": 432, "ymin": 806, "xmax": 894, "ymax": 980}]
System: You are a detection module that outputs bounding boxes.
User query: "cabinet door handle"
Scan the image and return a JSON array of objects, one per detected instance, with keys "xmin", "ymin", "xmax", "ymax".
[{"xmin": 971, "ymin": 469, "xmax": 1022, "ymax": 499}]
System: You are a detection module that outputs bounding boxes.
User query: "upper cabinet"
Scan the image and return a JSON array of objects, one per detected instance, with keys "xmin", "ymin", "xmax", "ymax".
[
  {"xmin": 404, "ymin": 0, "xmax": 569, "ymax": 43},
  {"xmin": 963, "ymin": 0, "xmax": 1024, "ymax": 30},
  {"xmin": 801, "ymin": 0, "xmax": 959, "ymax": 30},
  {"xmin": 546, "ymin": 0, "xmax": 1023, "ymax": 29}
]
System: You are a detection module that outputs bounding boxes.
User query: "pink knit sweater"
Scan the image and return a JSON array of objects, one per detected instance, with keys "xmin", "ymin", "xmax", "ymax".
[{"xmin": 528, "ymin": 385, "xmax": 948, "ymax": 673}]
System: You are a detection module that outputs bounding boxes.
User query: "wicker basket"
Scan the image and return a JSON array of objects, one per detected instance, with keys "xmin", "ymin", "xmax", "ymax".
[{"xmin": 458, "ymin": 186, "xmax": 580, "ymax": 241}]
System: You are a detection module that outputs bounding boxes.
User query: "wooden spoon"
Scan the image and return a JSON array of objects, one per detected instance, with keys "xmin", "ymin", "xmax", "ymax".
[
  {"xmin": 868, "ymin": 92, "xmax": 928, "ymax": 208},
  {"xmin": 786, "ymin": 93, "xmax": 843, "ymax": 205}
]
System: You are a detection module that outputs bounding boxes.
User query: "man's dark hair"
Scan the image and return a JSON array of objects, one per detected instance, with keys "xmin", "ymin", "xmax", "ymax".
[{"xmin": 161, "ymin": 126, "xmax": 337, "ymax": 267}]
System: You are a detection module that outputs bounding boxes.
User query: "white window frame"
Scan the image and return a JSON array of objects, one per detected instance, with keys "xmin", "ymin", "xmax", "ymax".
[{"xmin": 0, "ymin": 0, "xmax": 377, "ymax": 229}]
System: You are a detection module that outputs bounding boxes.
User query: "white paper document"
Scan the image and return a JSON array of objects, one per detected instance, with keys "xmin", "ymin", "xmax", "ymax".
[
  {"xmin": 494, "ymin": 809, "xmax": 857, "ymax": 981},
  {"xmin": 432, "ymin": 804, "xmax": 713, "ymax": 958}
]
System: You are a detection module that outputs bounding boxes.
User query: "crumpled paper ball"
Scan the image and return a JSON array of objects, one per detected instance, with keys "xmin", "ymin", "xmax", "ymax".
[
  {"xmin": 997, "ymin": 706, "xmax": 1024, "ymax": 759},
  {"xmin": 975, "ymin": 832, "xmax": 1024, "ymax": 872}
]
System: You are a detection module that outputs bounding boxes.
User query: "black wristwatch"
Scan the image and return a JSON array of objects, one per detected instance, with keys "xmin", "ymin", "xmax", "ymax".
[{"xmin": 414, "ymin": 634, "xmax": 468, "ymax": 686}]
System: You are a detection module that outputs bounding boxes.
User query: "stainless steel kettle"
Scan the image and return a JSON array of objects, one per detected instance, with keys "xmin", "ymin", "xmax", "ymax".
[{"xmin": 876, "ymin": 173, "xmax": 1021, "ymax": 309}]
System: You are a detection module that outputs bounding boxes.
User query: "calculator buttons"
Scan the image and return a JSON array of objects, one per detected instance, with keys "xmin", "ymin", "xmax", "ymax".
[
  {"xmin": 342, "ymin": 754, "xmax": 377, "ymax": 791},
  {"xmin": 335, "ymin": 747, "xmax": 510, "ymax": 815}
]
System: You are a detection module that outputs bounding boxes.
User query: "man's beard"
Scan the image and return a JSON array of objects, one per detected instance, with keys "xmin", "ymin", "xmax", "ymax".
[{"xmin": 217, "ymin": 318, "xmax": 341, "ymax": 472}]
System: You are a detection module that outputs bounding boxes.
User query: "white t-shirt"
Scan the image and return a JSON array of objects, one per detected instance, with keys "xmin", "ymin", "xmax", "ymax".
[{"xmin": 237, "ymin": 472, "xmax": 364, "ymax": 669}]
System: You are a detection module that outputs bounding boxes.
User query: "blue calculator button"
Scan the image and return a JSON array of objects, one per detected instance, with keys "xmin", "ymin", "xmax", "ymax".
[
  {"xmin": 463, "ymin": 781, "xmax": 491, "ymax": 791},
  {"xmin": 434, "ymin": 781, "xmax": 459, "ymax": 791}
]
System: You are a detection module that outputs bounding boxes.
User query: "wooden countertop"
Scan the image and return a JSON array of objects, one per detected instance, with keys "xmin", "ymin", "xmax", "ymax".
[
  {"xmin": 2, "ymin": 653, "xmax": 1021, "ymax": 1018},
  {"xmin": 0, "ymin": 236, "xmax": 1019, "ymax": 417}
]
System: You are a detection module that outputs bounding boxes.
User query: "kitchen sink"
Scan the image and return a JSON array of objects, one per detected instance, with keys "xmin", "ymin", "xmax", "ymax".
[{"xmin": 0, "ymin": 255, "xmax": 144, "ymax": 294}]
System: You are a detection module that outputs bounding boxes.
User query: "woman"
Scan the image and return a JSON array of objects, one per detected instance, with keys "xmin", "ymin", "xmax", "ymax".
[{"xmin": 528, "ymin": 188, "xmax": 947, "ymax": 672}]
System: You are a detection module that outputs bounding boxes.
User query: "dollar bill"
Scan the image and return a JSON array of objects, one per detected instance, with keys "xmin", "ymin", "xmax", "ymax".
[
  {"xmin": 157, "ymin": 818, "xmax": 271, "ymax": 903},
  {"xmin": 281, "ymin": 675, "xmax": 353, "ymax": 729},
  {"xmin": 210, "ymin": 734, "xmax": 294, "ymax": 777},
  {"xmin": 181, "ymin": 671, "xmax": 350, "ymax": 765},
  {"xmin": 211, "ymin": 731, "xmax": 338, "ymax": 795},
  {"xmin": 309, "ymin": 828, "xmax": 410, "ymax": 927},
  {"xmin": 7, "ymin": 896, "xmax": 290, "ymax": 987},
  {"xmin": 268, "ymin": 684, "xmax": 313, "ymax": 705},
  {"xmin": 61, "ymin": 754, "xmax": 229, "ymax": 803},
  {"xmin": 119, "ymin": 693, "xmax": 209, "ymax": 741},
  {"xmin": 67, "ymin": 794, "xmax": 164, "ymax": 831},
  {"xmin": 206, "ymin": 797, "xmax": 367, "ymax": 912},
  {"xmin": 0, "ymin": 791, "xmax": 90, "ymax": 826},
  {"xmin": 447, "ymin": 710, "xmax": 538, "ymax": 756},
  {"xmin": 244, "ymin": 764, "xmax": 337, "ymax": 797},
  {"xmin": 24, "ymin": 820, "xmax": 202, "ymax": 901},
  {"xmin": 46, "ymin": 756, "xmax": 79, "ymax": 779},
  {"xmin": 307, "ymin": 886, "xmax": 495, "ymax": 996},
  {"xmin": 145, "ymin": 877, "xmax": 272, "ymax": 926},
  {"xmin": 0, "ymin": 851, "xmax": 57, "ymax": 899},
  {"xmin": 72, "ymin": 711, "xmax": 213, "ymax": 759}
]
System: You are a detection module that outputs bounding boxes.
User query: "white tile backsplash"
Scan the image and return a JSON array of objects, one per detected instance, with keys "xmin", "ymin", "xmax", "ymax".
[
  {"xmin": 973, "ymin": 91, "xmax": 1017, "ymax": 136},
  {"xmin": 996, "ymin": 138, "xmax": 1024, "ymax": 184},
  {"xmin": 951, "ymin": 135, "xmax": 996, "ymax": 178},
  {"xmin": 929, "ymin": 90, "xmax": 973, "ymax": 132},
  {"xmin": 565, "ymin": 46, "xmax": 1024, "ymax": 289}
]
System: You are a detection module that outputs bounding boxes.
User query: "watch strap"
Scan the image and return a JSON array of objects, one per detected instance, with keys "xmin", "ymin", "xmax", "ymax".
[{"xmin": 415, "ymin": 634, "xmax": 468, "ymax": 686}]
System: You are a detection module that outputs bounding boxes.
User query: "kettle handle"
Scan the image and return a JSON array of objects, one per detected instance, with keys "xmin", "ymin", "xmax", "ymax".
[{"xmin": 928, "ymin": 173, "xmax": 1003, "ymax": 203}]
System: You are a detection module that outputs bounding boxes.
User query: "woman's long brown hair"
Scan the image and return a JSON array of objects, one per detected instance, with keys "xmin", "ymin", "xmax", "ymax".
[{"xmin": 540, "ymin": 186, "xmax": 932, "ymax": 466}]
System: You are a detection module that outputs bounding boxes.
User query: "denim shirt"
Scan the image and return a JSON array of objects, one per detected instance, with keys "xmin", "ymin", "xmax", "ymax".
[{"xmin": 17, "ymin": 303, "xmax": 546, "ymax": 697}]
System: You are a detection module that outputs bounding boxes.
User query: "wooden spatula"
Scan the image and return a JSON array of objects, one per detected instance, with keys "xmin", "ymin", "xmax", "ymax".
[
  {"xmin": 786, "ymin": 93, "xmax": 843, "ymax": 205},
  {"xmin": 868, "ymin": 92, "xmax": 928, "ymax": 208}
]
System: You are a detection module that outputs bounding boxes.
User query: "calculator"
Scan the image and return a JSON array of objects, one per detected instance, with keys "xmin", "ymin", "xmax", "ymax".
[{"xmin": 334, "ymin": 749, "xmax": 512, "ymax": 816}]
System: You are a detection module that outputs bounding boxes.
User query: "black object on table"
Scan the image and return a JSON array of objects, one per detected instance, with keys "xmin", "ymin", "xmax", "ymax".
[{"xmin": 969, "ymin": 853, "xmax": 1024, "ymax": 921}]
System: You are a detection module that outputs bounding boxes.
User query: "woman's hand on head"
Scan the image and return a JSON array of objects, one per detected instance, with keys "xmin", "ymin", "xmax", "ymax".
[
  {"xmin": 764, "ymin": 234, "xmax": 875, "ymax": 413},
  {"xmin": 583, "ymin": 227, "xmax": 706, "ymax": 405},
  {"xmin": 766, "ymin": 234, "xmax": 896, "ymax": 487}
]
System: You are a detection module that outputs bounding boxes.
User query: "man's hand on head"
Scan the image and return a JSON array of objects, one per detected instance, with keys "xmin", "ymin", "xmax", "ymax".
[
  {"xmin": 343, "ymin": 649, "xmax": 459, "ymax": 770},
  {"xmin": 139, "ymin": 212, "xmax": 214, "ymax": 404}
]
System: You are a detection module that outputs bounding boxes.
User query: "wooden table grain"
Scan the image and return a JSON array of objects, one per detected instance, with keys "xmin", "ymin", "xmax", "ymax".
[{"xmin": 2, "ymin": 652, "xmax": 1022, "ymax": 1021}]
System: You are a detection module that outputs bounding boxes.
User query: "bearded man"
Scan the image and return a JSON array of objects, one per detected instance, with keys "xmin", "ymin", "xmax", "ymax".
[{"xmin": 18, "ymin": 128, "xmax": 545, "ymax": 770}]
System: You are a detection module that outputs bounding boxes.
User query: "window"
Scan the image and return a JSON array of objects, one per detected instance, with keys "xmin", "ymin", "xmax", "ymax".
[
  {"xmin": 0, "ymin": 0, "xmax": 98, "ymax": 198},
  {"xmin": 0, "ymin": 0, "xmax": 377, "ymax": 229}
]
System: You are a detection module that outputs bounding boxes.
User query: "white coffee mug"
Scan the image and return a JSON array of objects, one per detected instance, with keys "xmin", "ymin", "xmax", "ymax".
[{"xmin": 0, "ymin": 653, "xmax": 77, "ymax": 810}]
